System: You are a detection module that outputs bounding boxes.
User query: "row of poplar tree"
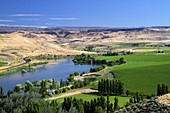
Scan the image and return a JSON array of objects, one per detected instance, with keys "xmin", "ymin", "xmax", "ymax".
[
  {"xmin": 98, "ymin": 79, "xmax": 124, "ymax": 95},
  {"xmin": 62, "ymin": 96, "xmax": 119, "ymax": 113},
  {"xmin": 157, "ymin": 84, "xmax": 169, "ymax": 96}
]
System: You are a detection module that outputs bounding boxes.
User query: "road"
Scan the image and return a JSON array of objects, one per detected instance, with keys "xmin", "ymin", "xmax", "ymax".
[
  {"xmin": 45, "ymin": 89, "xmax": 98, "ymax": 101},
  {"xmin": 0, "ymin": 60, "xmax": 30, "ymax": 71}
]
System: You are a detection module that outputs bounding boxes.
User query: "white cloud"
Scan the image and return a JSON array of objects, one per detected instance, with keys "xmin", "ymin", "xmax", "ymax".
[
  {"xmin": 49, "ymin": 18, "xmax": 78, "ymax": 20},
  {"xmin": 0, "ymin": 20, "xmax": 14, "ymax": 22},
  {"xmin": 45, "ymin": 23, "xmax": 55, "ymax": 25},
  {"xmin": 17, "ymin": 18, "xmax": 40, "ymax": 21},
  {"xmin": 0, "ymin": 24, "xmax": 47, "ymax": 28},
  {"xmin": 0, "ymin": 24, "xmax": 10, "ymax": 26},
  {"xmin": 11, "ymin": 14, "xmax": 42, "ymax": 16}
]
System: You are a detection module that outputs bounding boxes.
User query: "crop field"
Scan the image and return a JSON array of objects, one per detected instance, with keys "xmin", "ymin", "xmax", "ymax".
[
  {"xmin": 134, "ymin": 47, "xmax": 170, "ymax": 50},
  {"xmin": 0, "ymin": 62, "xmax": 7, "ymax": 67},
  {"xmin": 56, "ymin": 93, "xmax": 130, "ymax": 107},
  {"xmin": 95, "ymin": 52, "xmax": 170, "ymax": 95}
]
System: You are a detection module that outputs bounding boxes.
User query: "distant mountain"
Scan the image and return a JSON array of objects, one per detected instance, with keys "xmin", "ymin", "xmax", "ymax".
[
  {"xmin": 0, "ymin": 26, "xmax": 45, "ymax": 33},
  {"xmin": 0, "ymin": 26, "xmax": 109, "ymax": 33},
  {"xmin": 150, "ymin": 26, "xmax": 170, "ymax": 28}
]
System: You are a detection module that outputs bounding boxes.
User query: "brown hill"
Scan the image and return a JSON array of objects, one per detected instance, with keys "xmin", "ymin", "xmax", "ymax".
[{"xmin": 1, "ymin": 28, "xmax": 170, "ymax": 58}]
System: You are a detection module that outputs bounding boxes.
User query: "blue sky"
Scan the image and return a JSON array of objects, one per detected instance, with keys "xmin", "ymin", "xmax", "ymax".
[{"xmin": 0, "ymin": 0, "xmax": 170, "ymax": 28}]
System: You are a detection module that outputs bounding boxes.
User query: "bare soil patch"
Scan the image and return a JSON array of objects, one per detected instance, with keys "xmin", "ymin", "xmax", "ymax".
[{"xmin": 46, "ymin": 89, "xmax": 98, "ymax": 101}]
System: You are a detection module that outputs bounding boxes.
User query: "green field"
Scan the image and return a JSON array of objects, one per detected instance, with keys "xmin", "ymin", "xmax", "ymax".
[
  {"xmin": 95, "ymin": 52, "xmax": 170, "ymax": 95},
  {"xmin": 0, "ymin": 62, "xmax": 8, "ymax": 67},
  {"xmin": 57, "ymin": 93, "xmax": 130, "ymax": 108},
  {"xmin": 134, "ymin": 47, "xmax": 170, "ymax": 50}
]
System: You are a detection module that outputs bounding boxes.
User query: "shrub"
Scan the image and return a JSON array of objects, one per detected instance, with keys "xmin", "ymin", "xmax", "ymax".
[{"xmin": 74, "ymin": 72, "xmax": 79, "ymax": 76}]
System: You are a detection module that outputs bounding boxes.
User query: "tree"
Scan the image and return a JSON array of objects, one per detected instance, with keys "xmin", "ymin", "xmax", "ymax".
[
  {"xmin": 162, "ymin": 84, "xmax": 166, "ymax": 94},
  {"xmin": 107, "ymin": 79, "xmax": 110, "ymax": 94},
  {"xmin": 112, "ymin": 80, "xmax": 115, "ymax": 94},
  {"xmin": 114, "ymin": 97, "xmax": 118, "ymax": 111},
  {"xmin": 107, "ymin": 95, "xmax": 110, "ymax": 113},
  {"xmin": 0, "ymin": 86, "xmax": 4, "ymax": 99},
  {"xmin": 98, "ymin": 81, "xmax": 101, "ymax": 93},
  {"xmin": 25, "ymin": 83, "xmax": 33, "ymax": 93},
  {"xmin": 157, "ymin": 84, "xmax": 161, "ymax": 96},
  {"xmin": 118, "ymin": 81, "xmax": 124, "ymax": 95},
  {"xmin": 7, "ymin": 90, "xmax": 12, "ymax": 97},
  {"xmin": 74, "ymin": 72, "xmax": 79, "ymax": 76},
  {"xmin": 94, "ymin": 106, "xmax": 103, "ymax": 113},
  {"xmin": 14, "ymin": 86, "xmax": 21, "ymax": 93},
  {"xmin": 109, "ymin": 103, "xmax": 113, "ymax": 113},
  {"xmin": 136, "ymin": 92, "xmax": 140, "ymax": 102},
  {"xmin": 110, "ymin": 80, "xmax": 112, "ymax": 94},
  {"xmin": 39, "ymin": 80, "xmax": 47, "ymax": 98},
  {"xmin": 129, "ymin": 97, "xmax": 133, "ymax": 104},
  {"xmin": 60, "ymin": 78, "xmax": 64, "ymax": 87},
  {"xmin": 119, "ymin": 57, "xmax": 124, "ymax": 64},
  {"xmin": 52, "ymin": 78, "xmax": 56, "ymax": 89},
  {"xmin": 165, "ymin": 86, "xmax": 169, "ymax": 93},
  {"xmin": 126, "ymin": 90, "xmax": 130, "ymax": 96},
  {"xmin": 133, "ymin": 96, "xmax": 136, "ymax": 103}
]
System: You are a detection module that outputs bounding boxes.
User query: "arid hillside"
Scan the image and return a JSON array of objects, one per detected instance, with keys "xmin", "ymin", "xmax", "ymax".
[{"xmin": 1, "ymin": 27, "xmax": 170, "ymax": 58}]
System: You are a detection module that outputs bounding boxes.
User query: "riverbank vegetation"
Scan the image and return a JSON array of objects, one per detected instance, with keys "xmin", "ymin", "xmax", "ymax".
[
  {"xmin": 32, "ymin": 54, "xmax": 74, "ymax": 60},
  {"xmin": 0, "ymin": 61, "xmax": 48, "ymax": 76},
  {"xmin": 0, "ymin": 51, "xmax": 170, "ymax": 112},
  {"xmin": 0, "ymin": 62, "xmax": 8, "ymax": 67}
]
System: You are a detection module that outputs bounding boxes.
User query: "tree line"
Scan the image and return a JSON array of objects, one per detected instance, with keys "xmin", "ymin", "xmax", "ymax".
[
  {"xmin": 62, "ymin": 95, "xmax": 119, "ymax": 113},
  {"xmin": 157, "ymin": 84, "xmax": 169, "ymax": 96},
  {"xmin": 98, "ymin": 79, "xmax": 124, "ymax": 95},
  {"xmin": 73, "ymin": 53, "xmax": 126, "ymax": 65}
]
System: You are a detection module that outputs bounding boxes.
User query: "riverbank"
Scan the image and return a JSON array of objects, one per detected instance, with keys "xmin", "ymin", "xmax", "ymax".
[
  {"xmin": 0, "ymin": 60, "xmax": 48, "ymax": 77},
  {"xmin": 0, "ymin": 61, "xmax": 11, "ymax": 67}
]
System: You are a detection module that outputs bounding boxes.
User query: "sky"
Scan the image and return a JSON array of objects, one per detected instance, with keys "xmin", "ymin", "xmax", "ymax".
[{"xmin": 0, "ymin": 0, "xmax": 170, "ymax": 28}]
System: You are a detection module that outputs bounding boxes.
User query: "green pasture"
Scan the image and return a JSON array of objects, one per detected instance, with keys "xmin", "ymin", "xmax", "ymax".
[
  {"xmin": 95, "ymin": 53, "xmax": 170, "ymax": 95},
  {"xmin": 57, "ymin": 93, "xmax": 130, "ymax": 108},
  {"xmin": 134, "ymin": 47, "xmax": 170, "ymax": 50},
  {"xmin": 0, "ymin": 62, "xmax": 8, "ymax": 67}
]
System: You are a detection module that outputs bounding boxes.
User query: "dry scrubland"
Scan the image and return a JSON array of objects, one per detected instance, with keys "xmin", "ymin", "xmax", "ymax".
[{"xmin": 1, "ymin": 28, "xmax": 170, "ymax": 59}]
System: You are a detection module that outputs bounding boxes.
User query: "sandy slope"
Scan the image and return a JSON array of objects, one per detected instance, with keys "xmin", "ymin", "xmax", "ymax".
[{"xmin": 1, "ymin": 28, "xmax": 170, "ymax": 58}]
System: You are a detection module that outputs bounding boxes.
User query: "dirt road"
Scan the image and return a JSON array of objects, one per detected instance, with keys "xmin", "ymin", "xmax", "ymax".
[
  {"xmin": 0, "ymin": 60, "xmax": 30, "ymax": 71},
  {"xmin": 45, "ymin": 89, "xmax": 98, "ymax": 101}
]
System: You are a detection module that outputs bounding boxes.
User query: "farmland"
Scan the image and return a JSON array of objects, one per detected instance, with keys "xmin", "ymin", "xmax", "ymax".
[
  {"xmin": 56, "ymin": 93, "xmax": 130, "ymax": 108},
  {"xmin": 0, "ymin": 62, "xmax": 7, "ymax": 67},
  {"xmin": 95, "ymin": 52, "xmax": 170, "ymax": 95}
]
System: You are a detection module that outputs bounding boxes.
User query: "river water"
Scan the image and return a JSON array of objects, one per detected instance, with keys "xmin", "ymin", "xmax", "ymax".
[{"xmin": 0, "ymin": 58, "xmax": 98, "ymax": 94}]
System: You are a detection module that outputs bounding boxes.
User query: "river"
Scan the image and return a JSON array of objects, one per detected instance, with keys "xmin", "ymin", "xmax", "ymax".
[{"xmin": 0, "ymin": 58, "xmax": 98, "ymax": 94}]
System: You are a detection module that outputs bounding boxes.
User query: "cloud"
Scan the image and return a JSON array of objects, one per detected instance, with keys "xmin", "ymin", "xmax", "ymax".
[
  {"xmin": 0, "ymin": 20, "xmax": 15, "ymax": 22},
  {"xmin": 11, "ymin": 14, "xmax": 42, "ymax": 16},
  {"xmin": 0, "ymin": 24, "xmax": 10, "ymax": 26},
  {"xmin": 45, "ymin": 23, "xmax": 64, "ymax": 26},
  {"xmin": 0, "ymin": 24, "xmax": 47, "ymax": 28},
  {"xmin": 17, "ymin": 18, "xmax": 40, "ymax": 21},
  {"xmin": 45, "ymin": 23, "xmax": 55, "ymax": 25},
  {"xmin": 49, "ymin": 18, "xmax": 78, "ymax": 20}
]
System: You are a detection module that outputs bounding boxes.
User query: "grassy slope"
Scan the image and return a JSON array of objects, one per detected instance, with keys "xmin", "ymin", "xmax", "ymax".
[
  {"xmin": 134, "ymin": 47, "xmax": 170, "ymax": 50},
  {"xmin": 95, "ymin": 53, "xmax": 170, "ymax": 95},
  {"xmin": 57, "ymin": 93, "xmax": 130, "ymax": 107},
  {"xmin": 0, "ymin": 62, "xmax": 8, "ymax": 67}
]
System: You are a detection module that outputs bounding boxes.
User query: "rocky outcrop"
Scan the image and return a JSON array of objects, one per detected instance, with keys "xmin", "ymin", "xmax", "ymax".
[
  {"xmin": 157, "ymin": 93, "xmax": 170, "ymax": 106},
  {"xmin": 115, "ymin": 96, "xmax": 170, "ymax": 113}
]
